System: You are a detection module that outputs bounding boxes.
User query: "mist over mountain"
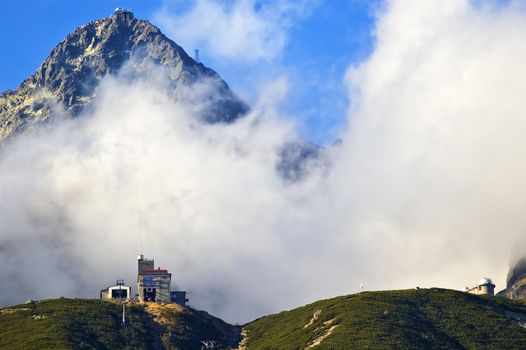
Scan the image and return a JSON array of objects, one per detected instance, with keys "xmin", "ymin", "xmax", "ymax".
[
  {"xmin": 0, "ymin": 9, "xmax": 327, "ymax": 322},
  {"xmin": 0, "ymin": 9, "xmax": 248, "ymax": 141},
  {"xmin": 3, "ymin": 1, "xmax": 526, "ymax": 325}
]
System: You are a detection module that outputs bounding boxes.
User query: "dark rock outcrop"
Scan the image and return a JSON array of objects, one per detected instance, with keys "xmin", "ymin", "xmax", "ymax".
[
  {"xmin": 498, "ymin": 258, "xmax": 526, "ymax": 299},
  {"xmin": 277, "ymin": 141, "xmax": 323, "ymax": 181}
]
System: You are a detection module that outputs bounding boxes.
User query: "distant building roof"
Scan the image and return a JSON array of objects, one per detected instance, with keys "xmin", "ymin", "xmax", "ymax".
[
  {"xmin": 102, "ymin": 280, "xmax": 131, "ymax": 290},
  {"xmin": 139, "ymin": 269, "xmax": 171, "ymax": 275}
]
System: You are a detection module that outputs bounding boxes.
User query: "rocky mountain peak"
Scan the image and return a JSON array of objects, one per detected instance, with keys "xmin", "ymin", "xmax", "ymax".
[{"xmin": 0, "ymin": 9, "xmax": 248, "ymax": 140}]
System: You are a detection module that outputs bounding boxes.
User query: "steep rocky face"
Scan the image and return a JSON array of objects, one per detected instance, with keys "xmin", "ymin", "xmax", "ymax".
[
  {"xmin": 0, "ymin": 9, "xmax": 248, "ymax": 141},
  {"xmin": 499, "ymin": 258, "xmax": 526, "ymax": 299}
]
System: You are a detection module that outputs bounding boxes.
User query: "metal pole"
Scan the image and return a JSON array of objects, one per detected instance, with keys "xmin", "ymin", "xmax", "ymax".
[{"xmin": 122, "ymin": 303, "xmax": 126, "ymax": 324}]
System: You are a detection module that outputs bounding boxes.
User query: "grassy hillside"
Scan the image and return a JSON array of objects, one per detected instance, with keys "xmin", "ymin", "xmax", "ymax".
[
  {"xmin": 0, "ymin": 298, "xmax": 239, "ymax": 349},
  {"xmin": 243, "ymin": 288, "xmax": 526, "ymax": 349},
  {"xmin": 5, "ymin": 289, "xmax": 526, "ymax": 349}
]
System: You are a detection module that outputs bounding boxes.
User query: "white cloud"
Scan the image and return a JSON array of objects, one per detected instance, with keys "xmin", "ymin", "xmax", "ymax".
[
  {"xmin": 153, "ymin": 0, "xmax": 317, "ymax": 62},
  {"xmin": 334, "ymin": 0, "xmax": 526, "ymax": 291},
  {"xmin": 0, "ymin": 67, "xmax": 317, "ymax": 323}
]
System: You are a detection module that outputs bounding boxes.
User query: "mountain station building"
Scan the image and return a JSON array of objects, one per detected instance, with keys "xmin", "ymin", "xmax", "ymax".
[
  {"xmin": 137, "ymin": 254, "xmax": 188, "ymax": 306},
  {"xmin": 100, "ymin": 280, "xmax": 131, "ymax": 300}
]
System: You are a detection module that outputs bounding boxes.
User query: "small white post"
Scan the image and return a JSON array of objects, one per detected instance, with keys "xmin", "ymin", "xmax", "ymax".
[{"xmin": 122, "ymin": 303, "xmax": 126, "ymax": 324}]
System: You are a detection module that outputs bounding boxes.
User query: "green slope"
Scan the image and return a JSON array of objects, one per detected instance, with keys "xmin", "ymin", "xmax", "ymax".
[
  {"xmin": 5, "ymin": 289, "xmax": 526, "ymax": 349},
  {"xmin": 243, "ymin": 288, "xmax": 526, "ymax": 349},
  {"xmin": 0, "ymin": 298, "xmax": 239, "ymax": 349}
]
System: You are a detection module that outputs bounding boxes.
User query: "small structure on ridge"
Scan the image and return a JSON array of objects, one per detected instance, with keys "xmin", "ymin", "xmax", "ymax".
[
  {"xmin": 464, "ymin": 277, "xmax": 495, "ymax": 296},
  {"xmin": 113, "ymin": 7, "xmax": 134, "ymax": 21},
  {"xmin": 100, "ymin": 280, "xmax": 131, "ymax": 300}
]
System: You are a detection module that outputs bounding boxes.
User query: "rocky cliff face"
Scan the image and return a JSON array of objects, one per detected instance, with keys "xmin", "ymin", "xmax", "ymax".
[
  {"xmin": 499, "ymin": 258, "xmax": 526, "ymax": 298},
  {"xmin": 0, "ymin": 9, "xmax": 248, "ymax": 141}
]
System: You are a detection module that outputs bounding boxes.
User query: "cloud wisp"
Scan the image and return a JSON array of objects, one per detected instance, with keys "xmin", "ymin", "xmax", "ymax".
[{"xmin": 153, "ymin": 0, "xmax": 317, "ymax": 62}]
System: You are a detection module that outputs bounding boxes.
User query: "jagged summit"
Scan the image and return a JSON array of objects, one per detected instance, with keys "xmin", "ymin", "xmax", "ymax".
[
  {"xmin": 113, "ymin": 7, "xmax": 134, "ymax": 21},
  {"xmin": 0, "ymin": 10, "xmax": 248, "ymax": 140}
]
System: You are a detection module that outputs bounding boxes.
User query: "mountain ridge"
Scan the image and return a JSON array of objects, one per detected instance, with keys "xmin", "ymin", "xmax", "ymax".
[
  {"xmin": 244, "ymin": 288, "xmax": 526, "ymax": 349},
  {"xmin": 0, "ymin": 9, "xmax": 326, "ymax": 183},
  {"xmin": 3, "ymin": 289, "xmax": 526, "ymax": 349},
  {"xmin": 0, "ymin": 9, "xmax": 248, "ymax": 141}
]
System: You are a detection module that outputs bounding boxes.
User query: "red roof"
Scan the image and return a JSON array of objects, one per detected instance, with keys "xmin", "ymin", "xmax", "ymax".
[{"xmin": 140, "ymin": 269, "xmax": 171, "ymax": 275}]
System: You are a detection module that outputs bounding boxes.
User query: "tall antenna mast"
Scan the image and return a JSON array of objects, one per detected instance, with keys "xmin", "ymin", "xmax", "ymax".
[
  {"xmin": 122, "ymin": 303, "xmax": 126, "ymax": 324},
  {"xmin": 194, "ymin": 49, "xmax": 200, "ymax": 63},
  {"xmin": 135, "ymin": 179, "xmax": 143, "ymax": 253}
]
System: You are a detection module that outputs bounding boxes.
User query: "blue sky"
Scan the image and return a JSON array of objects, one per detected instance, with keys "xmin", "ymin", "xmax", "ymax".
[{"xmin": 0, "ymin": 0, "xmax": 378, "ymax": 144}]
